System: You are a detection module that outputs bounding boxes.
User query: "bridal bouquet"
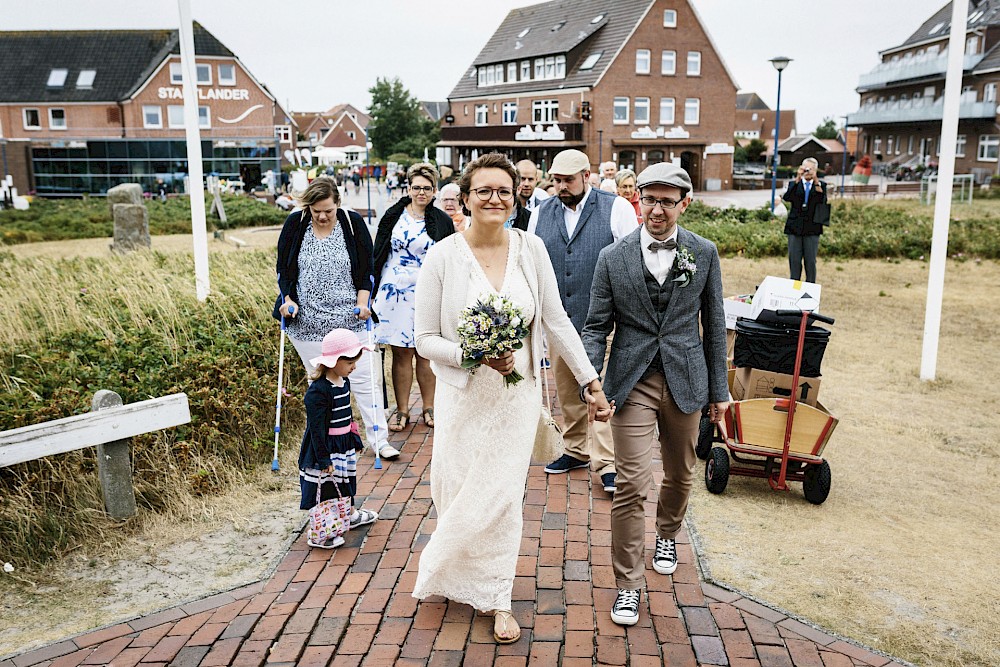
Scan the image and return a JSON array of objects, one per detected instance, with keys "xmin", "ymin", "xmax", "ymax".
[{"xmin": 457, "ymin": 293, "xmax": 530, "ymax": 386}]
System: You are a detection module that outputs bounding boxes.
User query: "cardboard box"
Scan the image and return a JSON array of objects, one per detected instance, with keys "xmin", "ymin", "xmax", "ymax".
[
  {"xmin": 726, "ymin": 329, "xmax": 736, "ymax": 364},
  {"xmin": 749, "ymin": 276, "xmax": 821, "ymax": 322},
  {"xmin": 733, "ymin": 367, "xmax": 821, "ymax": 406},
  {"xmin": 724, "ymin": 295, "xmax": 754, "ymax": 330}
]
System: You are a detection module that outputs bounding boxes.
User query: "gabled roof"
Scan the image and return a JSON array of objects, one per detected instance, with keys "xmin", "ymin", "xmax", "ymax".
[
  {"xmin": 886, "ymin": 0, "xmax": 1000, "ymax": 53},
  {"xmin": 777, "ymin": 134, "xmax": 838, "ymax": 153},
  {"xmin": 325, "ymin": 103, "xmax": 371, "ymax": 127},
  {"xmin": 421, "ymin": 101, "xmax": 449, "ymax": 122},
  {"xmin": 449, "ymin": 0, "xmax": 653, "ymax": 99},
  {"xmin": 736, "ymin": 92, "xmax": 770, "ymax": 110},
  {"xmin": 0, "ymin": 23, "xmax": 233, "ymax": 103}
]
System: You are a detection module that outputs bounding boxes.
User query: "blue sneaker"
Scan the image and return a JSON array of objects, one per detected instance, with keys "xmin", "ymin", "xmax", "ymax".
[
  {"xmin": 601, "ymin": 472, "xmax": 617, "ymax": 493},
  {"xmin": 540, "ymin": 358, "xmax": 551, "ymax": 369},
  {"xmin": 544, "ymin": 454, "xmax": 589, "ymax": 474}
]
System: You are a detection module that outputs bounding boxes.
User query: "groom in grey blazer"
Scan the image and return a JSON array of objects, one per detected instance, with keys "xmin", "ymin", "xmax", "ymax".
[{"xmin": 581, "ymin": 162, "xmax": 729, "ymax": 626}]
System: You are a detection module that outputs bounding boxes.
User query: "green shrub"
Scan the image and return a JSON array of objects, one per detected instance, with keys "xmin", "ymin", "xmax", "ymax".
[
  {"xmin": 0, "ymin": 250, "xmax": 305, "ymax": 566},
  {"xmin": 0, "ymin": 194, "xmax": 286, "ymax": 246}
]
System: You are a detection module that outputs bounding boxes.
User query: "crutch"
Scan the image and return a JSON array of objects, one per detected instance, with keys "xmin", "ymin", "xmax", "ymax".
[
  {"xmin": 272, "ymin": 299, "xmax": 294, "ymax": 472},
  {"xmin": 355, "ymin": 273, "xmax": 383, "ymax": 471}
]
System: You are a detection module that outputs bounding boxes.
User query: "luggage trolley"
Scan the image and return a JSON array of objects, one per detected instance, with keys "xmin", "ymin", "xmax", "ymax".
[{"xmin": 699, "ymin": 308, "xmax": 837, "ymax": 504}]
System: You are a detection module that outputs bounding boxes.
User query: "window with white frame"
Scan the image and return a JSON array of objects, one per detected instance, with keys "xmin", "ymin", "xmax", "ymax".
[
  {"xmin": 494, "ymin": 64, "xmax": 504, "ymax": 83},
  {"xmin": 48, "ymin": 108, "xmax": 66, "ymax": 129},
  {"xmin": 478, "ymin": 67, "xmax": 487, "ymax": 86},
  {"xmin": 661, "ymin": 50, "xmax": 676, "ymax": 75},
  {"xmin": 545, "ymin": 56, "xmax": 555, "ymax": 78},
  {"xmin": 908, "ymin": 135, "xmax": 914, "ymax": 153},
  {"xmin": 684, "ymin": 98, "xmax": 700, "ymax": 125},
  {"xmin": 23, "ymin": 108, "xmax": 41, "ymax": 129},
  {"xmin": 47, "ymin": 68, "xmax": 68, "ymax": 87},
  {"xmin": 508, "ymin": 62, "xmax": 517, "ymax": 82},
  {"xmin": 659, "ymin": 97, "xmax": 675, "ymax": 125},
  {"xmin": 978, "ymin": 134, "xmax": 998, "ymax": 160},
  {"xmin": 167, "ymin": 105, "xmax": 184, "ymax": 128},
  {"xmin": 486, "ymin": 66, "xmax": 495, "ymax": 86},
  {"xmin": 521, "ymin": 60, "xmax": 531, "ymax": 80},
  {"xmin": 956, "ymin": 134, "xmax": 967, "ymax": 157},
  {"xmin": 76, "ymin": 70, "xmax": 96, "ymax": 89},
  {"xmin": 663, "ymin": 9, "xmax": 677, "ymax": 27},
  {"xmin": 986, "ymin": 82, "xmax": 997, "ymax": 102},
  {"xmin": 895, "ymin": 135, "xmax": 901, "ymax": 154},
  {"xmin": 502, "ymin": 102, "xmax": 518, "ymax": 125},
  {"xmin": 555, "ymin": 55, "xmax": 566, "ymax": 78},
  {"xmin": 143, "ymin": 105, "xmax": 162, "ymax": 128},
  {"xmin": 275, "ymin": 125, "xmax": 291, "ymax": 144},
  {"xmin": 579, "ymin": 52, "xmax": 602, "ymax": 70},
  {"xmin": 196, "ymin": 64, "xmax": 211, "ymax": 85},
  {"xmin": 347, "ymin": 131, "xmax": 356, "ymax": 140},
  {"xmin": 634, "ymin": 97, "xmax": 650, "ymax": 125},
  {"xmin": 535, "ymin": 58, "xmax": 544, "ymax": 79},
  {"xmin": 170, "ymin": 62, "xmax": 183, "ymax": 84},
  {"xmin": 198, "ymin": 106, "xmax": 210, "ymax": 129},
  {"xmin": 887, "ymin": 136, "xmax": 894, "ymax": 154},
  {"xmin": 475, "ymin": 104, "xmax": 488, "ymax": 126},
  {"xmin": 687, "ymin": 51, "xmax": 701, "ymax": 76},
  {"xmin": 309, "ymin": 132, "xmax": 318, "ymax": 143},
  {"xmin": 613, "ymin": 97, "xmax": 629, "ymax": 124},
  {"xmin": 531, "ymin": 99, "xmax": 558, "ymax": 124},
  {"xmin": 874, "ymin": 135, "xmax": 882, "ymax": 154},
  {"xmin": 218, "ymin": 63, "xmax": 236, "ymax": 86},
  {"xmin": 636, "ymin": 49, "xmax": 651, "ymax": 74}
]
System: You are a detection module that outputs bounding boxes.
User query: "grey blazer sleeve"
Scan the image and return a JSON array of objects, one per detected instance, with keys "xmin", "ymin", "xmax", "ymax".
[
  {"xmin": 700, "ymin": 243, "xmax": 729, "ymax": 403},
  {"xmin": 581, "ymin": 247, "xmax": 615, "ymax": 377}
]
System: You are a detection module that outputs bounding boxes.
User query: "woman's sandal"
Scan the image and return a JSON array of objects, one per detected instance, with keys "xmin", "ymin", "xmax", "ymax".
[
  {"xmin": 387, "ymin": 409, "xmax": 409, "ymax": 432},
  {"xmin": 422, "ymin": 407, "xmax": 435, "ymax": 428},
  {"xmin": 493, "ymin": 610, "xmax": 520, "ymax": 644}
]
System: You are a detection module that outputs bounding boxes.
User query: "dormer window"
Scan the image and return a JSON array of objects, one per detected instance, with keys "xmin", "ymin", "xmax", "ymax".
[
  {"xmin": 580, "ymin": 52, "xmax": 602, "ymax": 70},
  {"xmin": 47, "ymin": 68, "xmax": 68, "ymax": 87},
  {"xmin": 76, "ymin": 70, "xmax": 96, "ymax": 89}
]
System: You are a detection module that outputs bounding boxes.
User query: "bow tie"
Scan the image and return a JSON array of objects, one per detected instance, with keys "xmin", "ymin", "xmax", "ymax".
[{"xmin": 647, "ymin": 239, "xmax": 677, "ymax": 252}]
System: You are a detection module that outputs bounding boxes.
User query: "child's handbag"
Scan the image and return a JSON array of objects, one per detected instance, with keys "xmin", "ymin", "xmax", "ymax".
[
  {"xmin": 532, "ymin": 362, "xmax": 565, "ymax": 462},
  {"xmin": 307, "ymin": 478, "xmax": 351, "ymax": 545}
]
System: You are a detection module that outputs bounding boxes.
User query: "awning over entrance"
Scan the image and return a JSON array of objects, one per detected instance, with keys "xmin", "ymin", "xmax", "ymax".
[{"xmin": 437, "ymin": 140, "xmax": 586, "ymax": 148}]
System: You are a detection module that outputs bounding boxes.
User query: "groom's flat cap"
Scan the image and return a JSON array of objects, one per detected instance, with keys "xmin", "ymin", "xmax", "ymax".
[{"xmin": 636, "ymin": 162, "xmax": 693, "ymax": 194}]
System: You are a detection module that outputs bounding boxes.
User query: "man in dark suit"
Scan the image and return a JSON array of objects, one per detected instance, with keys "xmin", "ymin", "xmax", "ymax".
[
  {"xmin": 582, "ymin": 162, "xmax": 729, "ymax": 626},
  {"xmin": 782, "ymin": 157, "xmax": 826, "ymax": 283}
]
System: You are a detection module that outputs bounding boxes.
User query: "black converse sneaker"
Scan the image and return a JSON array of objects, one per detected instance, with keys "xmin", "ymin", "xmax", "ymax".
[
  {"xmin": 611, "ymin": 588, "xmax": 641, "ymax": 626},
  {"xmin": 653, "ymin": 536, "xmax": 678, "ymax": 575}
]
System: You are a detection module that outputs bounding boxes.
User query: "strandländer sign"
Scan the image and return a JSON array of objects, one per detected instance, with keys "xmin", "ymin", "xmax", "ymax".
[{"xmin": 157, "ymin": 87, "xmax": 251, "ymax": 100}]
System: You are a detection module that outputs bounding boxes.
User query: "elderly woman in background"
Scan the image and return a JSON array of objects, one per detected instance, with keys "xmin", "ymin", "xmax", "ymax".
[
  {"xmin": 615, "ymin": 168, "xmax": 642, "ymax": 224},
  {"xmin": 438, "ymin": 183, "xmax": 469, "ymax": 232},
  {"xmin": 412, "ymin": 152, "xmax": 613, "ymax": 643},
  {"xmin": 372, "ymin": 162, "xmax": 455, "ymax": 432},
  {"xmin": 275, "ymin": 177, "xmax": 398, "ymax": 460}
]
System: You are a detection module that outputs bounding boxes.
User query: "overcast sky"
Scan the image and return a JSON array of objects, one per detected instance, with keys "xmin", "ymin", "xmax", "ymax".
[{"xmin": 4, "ymin": 0, "xmax": 950, "ymax": 133}]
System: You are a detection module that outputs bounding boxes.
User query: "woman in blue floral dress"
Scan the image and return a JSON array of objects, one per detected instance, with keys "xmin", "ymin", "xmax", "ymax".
[{"xmin": 372, "ymin": 163, "xmax": 455, "ymax": 431}]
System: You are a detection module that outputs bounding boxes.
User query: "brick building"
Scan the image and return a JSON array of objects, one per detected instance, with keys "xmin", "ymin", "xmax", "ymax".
[
  {"xmin": 0, "ymin": 24, "xmax": 295, "ymax": 195},
  {"xmin": 439, "ymin": 0, "xmax": 737, "ymax": 190},
  {"xmin": 734, "ymin": 92, "xmax": 797, "ymax": 143},
  {"xmin": 848, "ymin": 1, "xmax": 1000, "ymax": 182}
]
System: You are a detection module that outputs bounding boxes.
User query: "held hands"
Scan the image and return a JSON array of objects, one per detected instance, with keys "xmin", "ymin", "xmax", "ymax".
[
  {"xmin": 585, "ymin": 381, "xmax": 616, "ymax": 423},
  {"xmin": 279, "ymin": 297, "xmax": 299, "ymax": 318},
  {"xmin": 707, "ymin": 401, "xmax": 729, "ymax": 424},
  {"xmin": 484, "ymin": 351, "xmax": 516, "ymax": 376}
]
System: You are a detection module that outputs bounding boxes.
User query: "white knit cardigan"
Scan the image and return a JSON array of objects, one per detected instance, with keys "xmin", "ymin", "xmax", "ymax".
[{"xmin": 414, "ymin": 229, "xmax": 599, "ymax": 390}]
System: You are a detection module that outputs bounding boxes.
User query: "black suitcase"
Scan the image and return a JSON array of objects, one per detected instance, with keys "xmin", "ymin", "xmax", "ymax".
[{"xmin": 733, "ymin": 318, "xmax": 830, "ymax": 377}]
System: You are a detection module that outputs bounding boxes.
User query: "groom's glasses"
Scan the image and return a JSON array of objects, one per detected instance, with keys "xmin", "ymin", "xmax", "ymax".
[
  {"xmin": 639, "ymin": 196, "xmax": 681, "ymax": 209},
  {"xmin": 472, "ymin": 187, "xmax": 515, "ymax": 201}
]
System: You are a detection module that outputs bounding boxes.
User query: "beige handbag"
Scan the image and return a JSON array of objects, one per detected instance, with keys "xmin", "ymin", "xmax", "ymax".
[{"xmin": 532, "ymin": 362, "xmax": 564, "ymax": 462}]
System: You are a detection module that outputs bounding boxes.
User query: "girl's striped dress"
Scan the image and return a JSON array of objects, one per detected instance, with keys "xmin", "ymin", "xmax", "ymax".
[{"xmin": 299, "ymin": 377, "xmax": 362, "ymax": 509}]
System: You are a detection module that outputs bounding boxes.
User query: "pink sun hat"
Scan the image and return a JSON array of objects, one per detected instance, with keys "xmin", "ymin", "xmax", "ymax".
[{"xmin": 309, "ymin": 329, "xmax": 374, "ymax": 368}]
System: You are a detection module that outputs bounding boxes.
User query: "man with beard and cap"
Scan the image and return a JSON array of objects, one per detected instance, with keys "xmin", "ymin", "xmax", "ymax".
[
  {"xmin": 511, "ymin": 159, "xmax": 549, "ymax": 231},
  {"xmin": 527, "ymin": 149, "xmax": 636, "ymax": 494},
  {"xmin": 581, "ymin": 162, "xmax": 727, "ymax": 626}
]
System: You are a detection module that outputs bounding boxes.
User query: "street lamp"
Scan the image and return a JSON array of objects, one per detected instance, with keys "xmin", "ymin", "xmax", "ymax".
[{"xmin": 769, "ymin": 56, "xmax": 792, "ymax": 212}]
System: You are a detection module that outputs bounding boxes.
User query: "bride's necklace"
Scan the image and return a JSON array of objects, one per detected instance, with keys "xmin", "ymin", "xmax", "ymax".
[{"xmin": 469, "ymin": 236, "xmax": 506, "ymax": 268}]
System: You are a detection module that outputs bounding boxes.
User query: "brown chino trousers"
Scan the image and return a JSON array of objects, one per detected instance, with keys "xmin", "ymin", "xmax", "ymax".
[
  {"xmin": 610, "ymin": 372, "xmax": 700, "ymax": 590},
  {"xmin": 551, "ymin": 337, "xmax": 615, "ymax": 476}
]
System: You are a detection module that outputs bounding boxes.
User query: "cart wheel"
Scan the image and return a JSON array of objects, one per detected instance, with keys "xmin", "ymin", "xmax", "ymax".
[
  {"xmin": 803, "ymin": 460, "xmax": 831, "ymax": 505},
  {"xmin": 696, "ymin": 417, "xmax": 714, "ymax": 460},
  {"xmin": 705, "ymin": 447, "xmax": 730, "ymax": 494}
]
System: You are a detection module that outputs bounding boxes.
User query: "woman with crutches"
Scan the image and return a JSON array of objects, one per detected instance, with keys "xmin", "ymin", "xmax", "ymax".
[{"xmin": 274, "ymin": 176, "xmax": 399, "ymax": 461}]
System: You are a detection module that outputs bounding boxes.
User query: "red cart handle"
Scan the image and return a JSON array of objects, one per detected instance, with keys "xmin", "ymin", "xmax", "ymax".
[{"xmin": 775, "ymin": 308, "xmax": 835, "ymax": 325}]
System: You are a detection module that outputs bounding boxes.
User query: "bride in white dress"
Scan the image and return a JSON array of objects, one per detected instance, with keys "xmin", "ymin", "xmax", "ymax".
[{"xmin": 413, "ymin": 153, "xmax": 614, "ymax": 643}]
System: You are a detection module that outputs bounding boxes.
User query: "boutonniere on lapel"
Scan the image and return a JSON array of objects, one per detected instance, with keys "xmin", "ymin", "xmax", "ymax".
[{"xmin": 672, "ymin": 247, "xmax": 697, "ymax": 287}]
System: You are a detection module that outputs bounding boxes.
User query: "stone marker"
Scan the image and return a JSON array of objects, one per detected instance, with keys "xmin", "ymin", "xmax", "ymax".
[
  {"xmin": 92, "ymin": 390, "xmax": 138, "ymax": 520},
  {"xmin": 112, "ymin": 203, "xmax": 151, "ymax": 252},
  {"xmin": 106, "ymin": 183, "xmax": 143, "ymax": 216}
]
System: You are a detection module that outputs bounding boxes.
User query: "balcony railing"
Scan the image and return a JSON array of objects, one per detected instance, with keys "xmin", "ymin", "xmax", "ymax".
[
  {"xmin": 847, "ymin": 98, "xmax": 997, "ymax": 125},
  {"xmin": 857, "ymin": 52, "xmax": 985, "ymax": 89},
  {"xmin": 440, "ymin": 122, "xmax": 583, "ymax": 143}
]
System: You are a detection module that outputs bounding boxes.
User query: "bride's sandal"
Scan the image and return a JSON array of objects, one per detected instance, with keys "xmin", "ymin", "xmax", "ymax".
[{"xmin": 493, "ymin": 610, "xmax": 520, "ymax": 644}]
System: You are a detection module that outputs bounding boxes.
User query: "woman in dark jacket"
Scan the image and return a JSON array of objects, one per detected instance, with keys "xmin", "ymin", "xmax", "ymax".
[
  {"xmin": 371, "ymin": 162, "xmax": 454, "ymax": 431},
  {"xmin": 275, "ymin": 176, "xmax": 397, "ymax": 460}
]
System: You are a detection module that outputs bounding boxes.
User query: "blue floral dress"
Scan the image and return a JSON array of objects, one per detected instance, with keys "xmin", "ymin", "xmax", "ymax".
[{"xmin": 372, "ymin": 209, "xmax": 433, "ymax": 348}]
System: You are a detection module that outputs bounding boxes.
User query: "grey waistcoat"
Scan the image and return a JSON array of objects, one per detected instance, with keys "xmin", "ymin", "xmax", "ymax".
[{"xmin": 533, "ymin": 189, "xmax": 617, "ymax": 332}]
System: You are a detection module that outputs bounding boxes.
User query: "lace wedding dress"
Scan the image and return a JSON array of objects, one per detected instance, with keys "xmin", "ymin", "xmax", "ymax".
[{"xmin": 412, "ymin": 233, "xmax": 542, "ymax": 612}]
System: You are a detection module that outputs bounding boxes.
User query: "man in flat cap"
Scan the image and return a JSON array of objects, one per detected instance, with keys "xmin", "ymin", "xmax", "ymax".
[
  {"xmin": 528, "ymin": 149, "xmax": 637, "ymax": 495},
  {"xmin": 581, "ymin": 162, "xmax": 728, "ymax": 626}
]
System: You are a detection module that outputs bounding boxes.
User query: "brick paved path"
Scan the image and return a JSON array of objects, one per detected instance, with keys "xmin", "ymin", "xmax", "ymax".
[{"xmin": 4, "ymin": 385, "xmax": 905, "ymax": 667}]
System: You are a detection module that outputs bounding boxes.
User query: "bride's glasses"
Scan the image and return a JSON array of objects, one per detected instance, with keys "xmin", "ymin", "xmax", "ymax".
[{"xmin": 472, "ymin": 187, "xmax": 515, "ymax": 201}]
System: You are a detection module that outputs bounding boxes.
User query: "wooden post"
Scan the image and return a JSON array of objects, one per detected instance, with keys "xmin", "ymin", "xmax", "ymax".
[{"xmin": 92, "ymin": 390, "xmax": 137, "ymax": 520}]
